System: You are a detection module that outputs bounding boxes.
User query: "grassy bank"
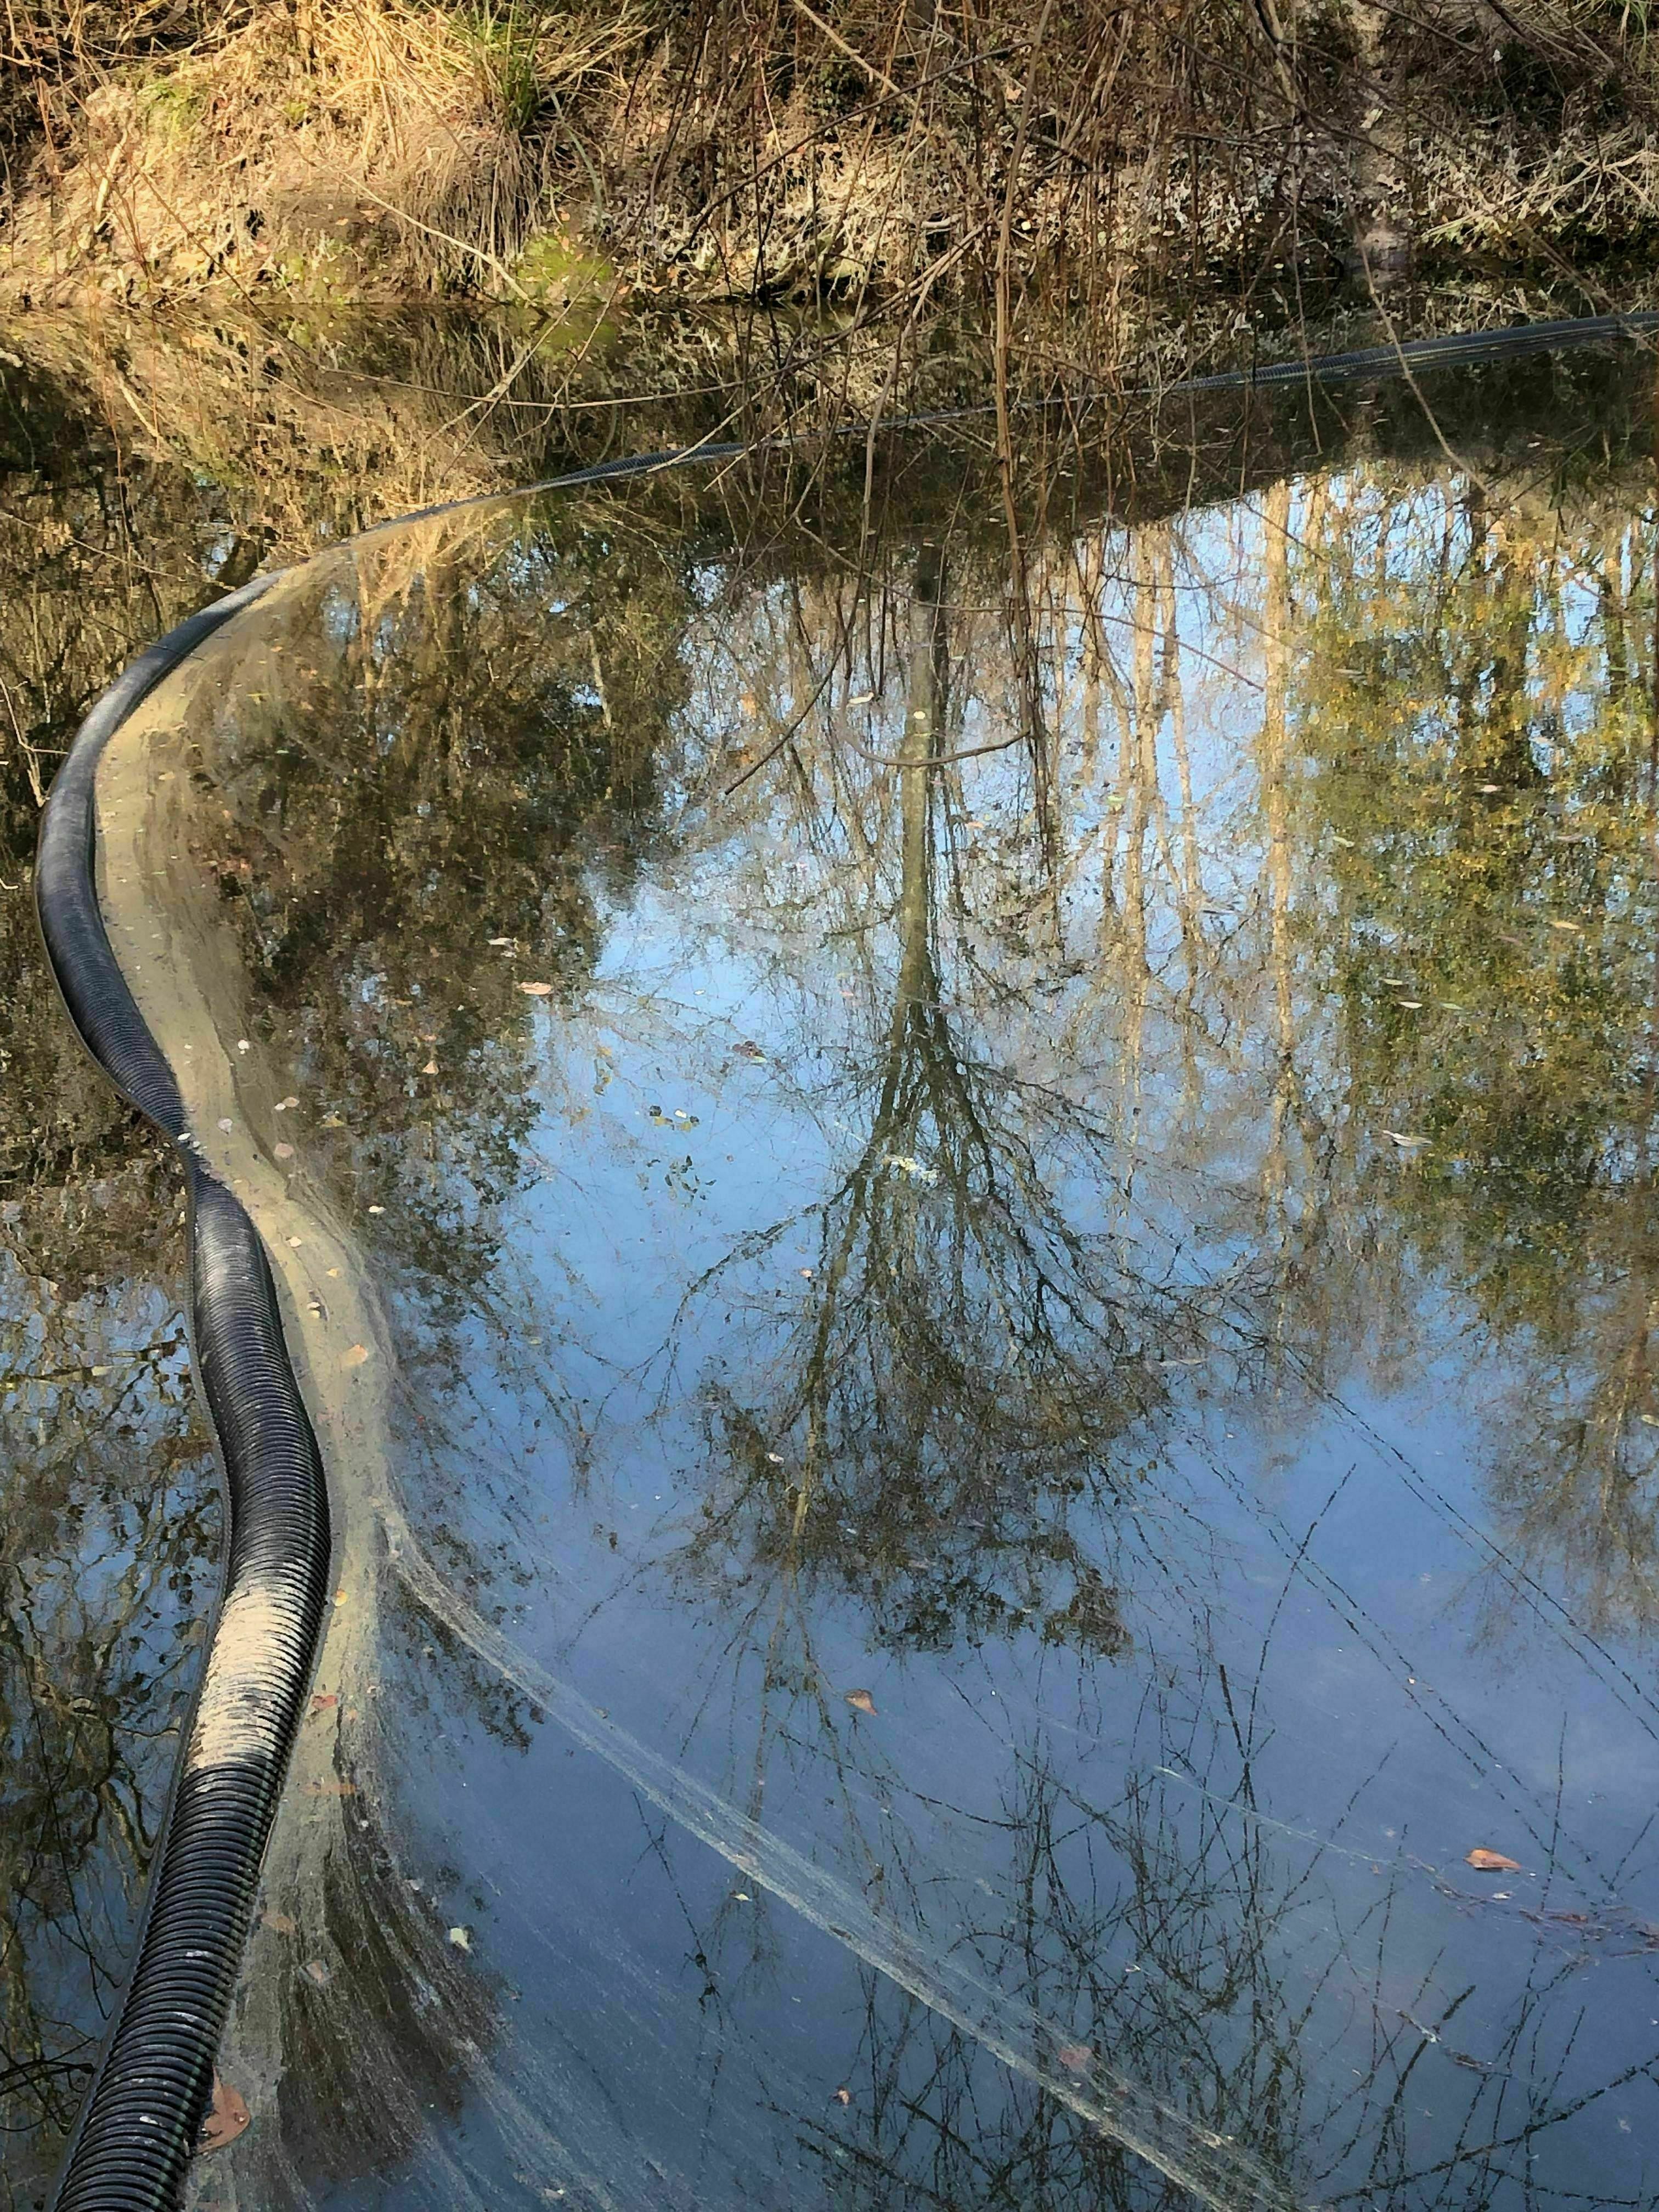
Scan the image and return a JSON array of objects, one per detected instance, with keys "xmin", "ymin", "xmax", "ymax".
[{"xmin": 2, "ymin": 1, "xmax": 1658, "ymax": 362}]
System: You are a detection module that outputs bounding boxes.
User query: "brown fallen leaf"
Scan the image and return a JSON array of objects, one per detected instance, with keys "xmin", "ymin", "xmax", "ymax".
[
  {"xmin": 422, "ymin": 1060, "xmax": 439, "ymax": 1076},
  {"xmin": 342, "ymin": 1344, "xmax": 370, "ymax": 1367},
  {"xmin": 198, "ymin": 2074, "xmax": 250, "ymax": 2154},
  {"xmin": 262, "ymin": 1910, "xmax": 297, "ymax": 1936},
  {"xmin": 311, "ymin": 1692, "xmax": 338, "ymax": 1712},
  {"xmin": 518, "ymin": 981, "xmax": 554, "ymax": 997},
  {"xmin": 303, "ymin": 1959, "xmax": 331, "ymax": 1987},
  {"xmin": 1056, "ymin": 2044, "xmax": 1092, "ymax": 2074},
  {"xmin": 300, "ymin": 1779, "xmax": 357, "ymax": 1797},
  {"xmin": 845, "ymin": 1689, "xmax": 877, "ymax": 1716},
  {"xmin": 832, "ymin": 2087, "xmax": 851, "ymax": 2106},
  {"xmin": 274, "ymin": 1142, "xmax": 295, "ymax": 1160},
  {"xmin": 1466, "ymin": 1847, "xmax": 1521, "ymax": 1872}
]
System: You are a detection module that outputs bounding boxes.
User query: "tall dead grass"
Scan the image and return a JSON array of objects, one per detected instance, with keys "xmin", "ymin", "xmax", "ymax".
[
  {"xmin": 2, "ymin": 0, "xmax": 1659, "ymax": 369},
  {"xmin": 1, "ymin": 0, "xmax": 640, "ymax": 303}
]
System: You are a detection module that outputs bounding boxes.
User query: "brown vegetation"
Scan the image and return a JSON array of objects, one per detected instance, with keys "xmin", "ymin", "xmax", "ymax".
[{"xmin": 1, "ymin": 0, "xmax": 1658, "ymax": 356}]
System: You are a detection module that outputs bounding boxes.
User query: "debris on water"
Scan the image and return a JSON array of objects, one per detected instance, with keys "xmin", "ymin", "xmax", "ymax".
[
  {"xmin": 217, "ymin": 1117, "xmax": 234, "ymax": 1132},
  {"xmin": 276, "ymin": 1095, "xmax": 299, "ymax": 1110},
  {"xmin": 303, "ymin": 1959, "xmax": 331, "ymax": 1985},
  {"xmin": 367, "ymin": 1204, "xmax": 385, "ymax": 1214},
  {"xmin": 1466, "ymin": 1847, "xmax": 1521, "ymax": 1872},
  {"xmin": 198, "ymin": 2074, "xmax": 250, "ymax": 2153},
  {"xmin": 275, "ymin": 1142, "xmax": 295, "ymax": 1159},
  {"xmin": 448, "ymin": 1926, "xmax": 472, "ymax": 1951},
  {"xmin": 422, "ymin": 1060, "xmax": 439, "ymax": 1075},
  {"xmin": 845, "ymin": 1689, "xmax": 877, "ymax": 1716},
  {"xmin": 343, "ymin": 1344, "xmax": 370, "ymax": 1366},
  {"xmin": 236, "ymin": 1041, "xmax": 250, "ymax": 1054},
  {"xmin": 518, "ymin": 981, "xmax": 554, "ymax": 996},
  {"xmin": 262, "ymin": 1911, "xmax": 297, "ymax": 1936},
  {"xmin": 734, "ymin": 1039, "xmax": 766, "ymax": 1059},
  {"xmin": 883, "ymin": 1154, "xmax": 939, "ymax": 1182},
  {"xmin": 301, "ymin": 1779, "xmax": 357, "ymax": 1797},
  {"xmin": 1056, "ymin": 2044, "xmax": 1093, "ymax": 2074},
  {"xmin": 1384, "ymin": 1131, "xmax": 1431, "ymax": 1151}
]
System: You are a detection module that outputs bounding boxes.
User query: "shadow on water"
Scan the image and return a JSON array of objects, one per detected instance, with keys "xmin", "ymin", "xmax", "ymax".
[{"xmin": 9, "ymin": 325, "xmax": 1659, "ymax": 2208}]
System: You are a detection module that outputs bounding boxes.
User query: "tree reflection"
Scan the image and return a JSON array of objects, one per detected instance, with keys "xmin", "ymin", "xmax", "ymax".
[
  {"xmin": 675, "ymin": 550, "xmax": 1195, "ymax": 1660},
  {"xmin": 14, "ymin": 329, "xmax": 1659, "ymax": 2202}
]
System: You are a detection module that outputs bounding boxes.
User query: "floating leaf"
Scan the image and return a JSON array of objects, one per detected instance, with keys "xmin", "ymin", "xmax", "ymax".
[
  {"xmin": 343, "ymin": 1344, "xmax": 370, "ymax": 1367},
  {"xmin": 448, "ymin": 1926, "xmax": 472, "ymax": 1951},
  {"xmin": 303, "ymin": 1959, "xmax": 331, "ymax": 1986},
  {"xmin": 422, "ymin": 1060, "xmax": 439, "ymax": 1075},
  {"xmin": 1056, "ymin": 2044, "xmax": 1093, "ymax": 2075},
  {"xmin": 845, "ymin": 1689, "xmax": 877, "ymax": 1716},
  {"xmin": 198, "ymin": 2074, "xmax": 250, "ymax": 2153},
  {"xmin": 274, "ymin": 1142, "xmax": 295, "ymax": 1160},
  {"xmin": 882, "ymin": 1154, "xmax": 939, "ymax": 1183},
  {"xmin": 311, "ymin": 1693, "xmax": 338, "ymax": 1712},
  {"xmin": 1465, "ymin": 1847, "xmax": 1520, "ymax": 1872},
  {"xmin": 833, "ymin": 2086, "xmax": 852, "ymax": 2106},
  {"xmin": 301, "ymin": 1779, "xmax": 357, "ymax": 1797},
  {"xmin": 518, "ymin": 981, "xmax": 554, "ymax": 997},
  {"xmin": 262, "ymin": 1911, "xmax": 297, "ymax": 1936}
]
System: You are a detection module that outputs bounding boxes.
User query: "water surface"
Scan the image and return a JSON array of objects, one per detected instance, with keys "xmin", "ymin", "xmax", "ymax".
[{"xmin": 9, "ymin": 337, "xmax": 1659, "ymax": 2210}]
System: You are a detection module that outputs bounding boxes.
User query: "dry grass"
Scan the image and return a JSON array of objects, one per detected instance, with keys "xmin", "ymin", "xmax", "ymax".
[
  {"xmin": 1, "ymin": 0, "xmax": 640, "ymax": 304},
  {"xmin": 2, "ymin": 0, "xmax": 1658, "ymax": 364}
]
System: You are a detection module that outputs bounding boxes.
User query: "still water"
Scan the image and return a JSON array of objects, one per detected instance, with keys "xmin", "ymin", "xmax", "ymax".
[{"xmin": 8, "ymin": 332, "xmax": 1659, "ymax": 2210}]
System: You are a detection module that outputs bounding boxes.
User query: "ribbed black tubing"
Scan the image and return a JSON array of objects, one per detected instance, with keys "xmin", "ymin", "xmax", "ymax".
[
  {"xmin": 28, "ymin": 307, "xmax": 1659, "ymax": 2210},
  {"xmin": 36, "ymin": 571, "xmax": 334, "ymax": 2212}
]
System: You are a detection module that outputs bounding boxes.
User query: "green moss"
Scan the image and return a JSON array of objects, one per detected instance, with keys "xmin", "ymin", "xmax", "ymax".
[
  {"xmin": 511, "ymin": 232, "xmax": 613, "ymax": 305},
  {"xmin": 136, "ymin": 74, "xmax": 205, "ymax": 146}
]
